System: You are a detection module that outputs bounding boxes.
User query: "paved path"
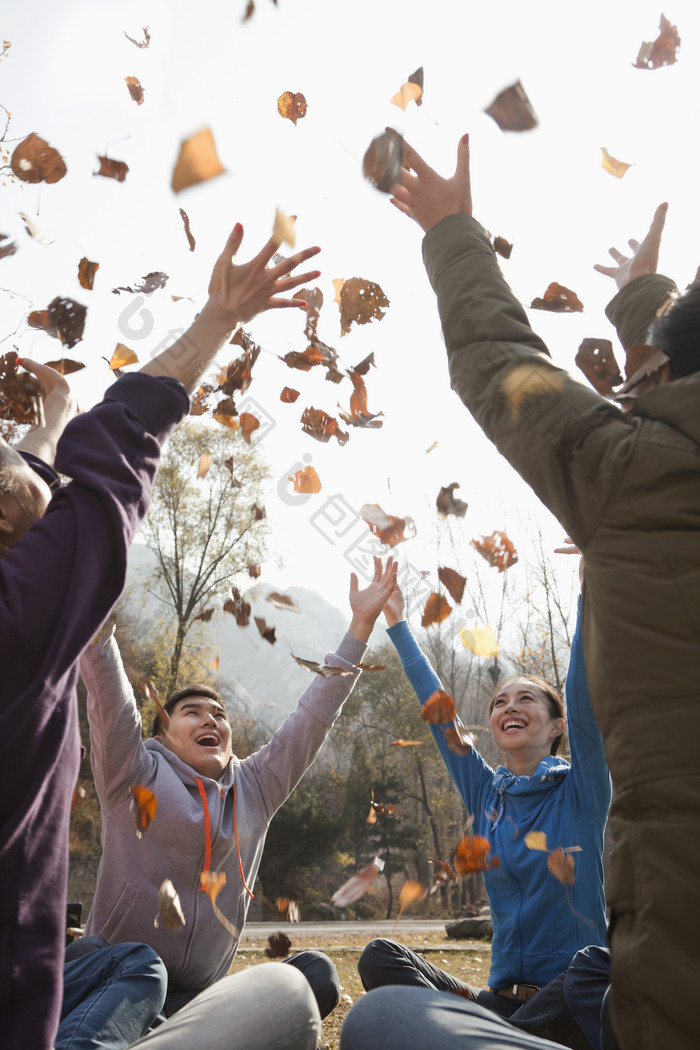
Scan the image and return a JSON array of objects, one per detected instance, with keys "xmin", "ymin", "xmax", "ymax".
[{"xmin": 239, "ymin": 919, "xmax": 491, "ymax": 953}]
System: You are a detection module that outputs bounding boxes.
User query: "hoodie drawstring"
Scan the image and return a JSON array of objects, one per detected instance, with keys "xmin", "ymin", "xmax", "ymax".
[
  {"xmin": 195, "ymin": 777, "xmax": 254, "ymax": 899},
  {"xmin": 232, "ymin": 783, "xmax": 255, "ymax": 899}
]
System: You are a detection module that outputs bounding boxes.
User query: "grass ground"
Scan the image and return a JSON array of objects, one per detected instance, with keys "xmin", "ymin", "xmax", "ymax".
[{"xmin": 229, "ymin": 929, "xmax": 492, "ymax": 1049}]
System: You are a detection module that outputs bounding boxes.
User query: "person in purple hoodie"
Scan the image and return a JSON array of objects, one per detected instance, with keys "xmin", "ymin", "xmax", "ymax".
[{"xmin": 0, "ymin": 224, "xmax": 322, "ymax": 1050}]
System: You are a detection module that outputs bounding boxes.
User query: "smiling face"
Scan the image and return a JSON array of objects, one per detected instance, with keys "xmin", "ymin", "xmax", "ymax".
[
  {"xmin": 489, "ymin": 678, "xmax": 564, "ymax": 773},
  {"xmin": 157, "ymin": 695, "xmax": 233, "ymax": 780}
]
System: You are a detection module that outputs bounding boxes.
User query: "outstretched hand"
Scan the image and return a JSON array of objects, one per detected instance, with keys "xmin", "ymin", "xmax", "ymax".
[
  {"xmin": 390, "ymin": 134, "xmax": 472, "ymax": 234},
  {"xmin": 15, "ymin": 358, "xmax": 78, "ymax": 466},
  {"xmin": 348, "ymin": 557, "xmax": 399, "ymax": 643},
  {"xmin": 383, "ymin": 580, "xmax": 406, "ymax": 627},
  {"xmin": 593, "ymin": 202, "xmax": 668, "ymax": 291}
]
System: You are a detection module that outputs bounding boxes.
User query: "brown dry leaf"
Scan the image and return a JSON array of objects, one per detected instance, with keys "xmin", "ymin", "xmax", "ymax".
[
  {"xmin": 356, "ymin": 663, "xmax": 386, "ymax": 672},
  {"xmin": 280, "ymin": 386, "xmax": 300, "ymax": 403},
  {"xmin": 438, "ymin": 566, "xmax": 466, "ymax": 605},
  {"xmin": 243, "ymin": 0, "xmax": 255, "ymax": 21},
  {"xmin": 254, "ymin": 616, "xmax": 276, "ymax": 645},
  {"xmin": 361, "ymin": 503, "xmax": 416, "ymax": 547},
  {"xmin": 436, "ymin": 483, "xmax": 468, "ymax": 518},
  {"xmin": 213, "ymin": 397, "xmax": 239, "ymax": 430},
  {"xmin": 265, "ymin": 932, "xmax": 293, "ymax": 958},
  {"xmin": 331, "ymin": 857, "xmax": 384, "ymax": 908},
  {"xmin": 362, "ymin": 128, "xmax": 404, "ymax": 194},
  {"xmin": 524, "ymin": 831, "xmax": 549, "ymax": 852},
  {"xmin": 239, "ymin": 412, "xmax": 260, "ymax": 445},
  {"xmin": 172, "ymin": 128, "xmax": 225, "ymax": 193},
  {"xmin": 390, "ymin": 739, "xmax": 423, "ymax": 747},
  {"xmin": 124, "ymin": 26, "xmax": 151, "ymax": 48},
  {"xmin": 291, "ymin": 653, "xmax": 353, "ymax": 678},
  {"xmin": 136, "ymin": 676, "xmax": 171, "ymax": 736},
  {"xmin": 194, "ymin": 607, "xmax": 215, "ymax": 623},
  {"xmin": 267, "ymin": 592, "xmax": 301, "ymax": 612},
  {"xmin": 339, "ymin": 369, "xmax": 383, "ymax": 429},
  {"xmin": 428, "ymin": 857, "xmax": 457, "ymax": 892},
  {"xmin": 0, "ymin": 233, "xmax": 17, "ymax": 260},
  {"xmin": 289, "ymin": 465, "xmax": 322, "ymax": 493},
  {"xmin": 501, "ymin": 363, "xmax": 566, "ymax": 416},
  {"xmin": 281, "ymin": 346, "xmax": 325, "ymax": 372},
  {"xmin": 277, "ymin": 91, "xmax": 307, "ymax": 125},
  {"xmin": 443, "ymin": 724, "xmax": 475, "ymax": 756},
  {"xmin": 633, "ymin": 14, "xmax": 680, "ymax": 70},
  {"xmin": 27, "ymin": 309, "xmax": 56, "ymax": 335},
  {"xmin": 78, "ymin": 257, "xmax": 100, "ymax": 290},
  {"xmin": 46, "ymin": 359, "xmax": 85, "ymax": 376},
  {"xmin": 224, "ymin": 586, "xmax": 251, "ymax": 625},
  {"xmin": 421, "ymin": 592, "xmax": 452, "ymax": 628},
  {"xmin": 222, "ymin": 456, "xmax": 243, "ymax": 489},
  {"xmin": 71, "ymin": 784, "xmax": 86, "ymax": 810},
  {"xmin": 154, "ymin": 879, "xmax": 186, "ymax": 931},
  {"xmin": 600, "ymin": 147, "xmax": 632, "ymax": 180},
  {"xmin": 196, "ymin": 452, "xmax": 212, "ymax": 480},
  {"xmin": 452, "ymin": 833, "xmax": 500, "ymax": 875},
  {"xmin": 485, "ymin": 81, "xmax": 538, "ymax": 131},
  {"xmin": 390, "ymin": 66, "xmax": 423, "ymax": 110},
  {"xmin": 179, "ymin": 208, "xmax": 196, "ymax": 251},
  {"xmin": 493, "ymin": 236, "xmax": 513, "ymax": 259},
  {"xmin": 301, "ymin": 407, "xmax": 349, "ymax": 446},
  {"xmin": 95, "ymin": 155, "xmax": 129, "ymax": 182},
  {"xmin": 336, "ymin": 277, "xmax": 390, "ymax": 336},
  {"xmin": 218, "ymin": 333, "xmax": 261, "ymax": 395},
  {"xmin": 353, "ymin": 352, "xmax": 376, "ymax": 376},
  {"xmin": 125, "ymin": 76, "xmax": 145, "ymax": 104},
  {"xmin": 11, "ymin": 133, "xmax": 67, "ymax": 184},
  {"xmin": 575, "ymin": 338, "xmax": 623, "ymax": 395},
  {"xmin": 113, "ymin": 272, "xmax": 169, "ymax": 295},
  {"xmin": 293, "ymin": 286, "xmax": 323, "ymax": 341},
  {"xmin": 109, "ymin": 343, "xmax": 138, "ymax": 370},
  {"xmin": 530, "ymin": 282, "xmax": 583, "ymax": 313},
  {"xmin": 421, "ymin": 690, "xmax": 457, "ymax": 725},
  {"xmin": 272, "ymin": 208, "xmax": 296, "ymax": 249},
  {"xmin": 130, "ymin": 784, "xmax": 157, "ymax": 838},
  {"xmin": 190, "ymin": 385, "xmax": 212, "ymax": 417},
  {"xmin": 248, "ymin": 563, "xmax": 261, "ymax": 578},
  {"xmin": 48, "ymin": 297, "xmax": 87, "ymax": 349},
  {"xmin": 547, "ymin": 848, "xmax": 576, "ymax": 885},
  {"xmin": 471, "ymin": 531, "xmax": 518, "ymax": 572},
  {"xmin": 458, "ymin": 624, "xmax": 500, "ymax": 658}
]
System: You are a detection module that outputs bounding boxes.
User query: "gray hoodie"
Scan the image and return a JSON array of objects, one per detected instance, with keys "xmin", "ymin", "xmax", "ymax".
[{"xmin": 80, "ymin": 628, "xmax": 366, "ymax": 990}]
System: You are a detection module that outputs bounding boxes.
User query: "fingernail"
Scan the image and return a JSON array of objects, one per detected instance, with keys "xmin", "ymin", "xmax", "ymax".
[
  {"xmin": 234, "ymin": 222, "xmax": 243, "ymax": 234},
  {"xmin": 311, "ymin": 270, "xmax": 321, "ymax": 279},
  {"xmin": 461, "ymin": 133, "xmax": 470, "ymax": 146},
  {"xmin": 297, "ymin": 301, "xmax": 308, "ymax": 308},
  {"xmin": 15, "ymin": 356, "xmax": 24, "ymax": 366}
]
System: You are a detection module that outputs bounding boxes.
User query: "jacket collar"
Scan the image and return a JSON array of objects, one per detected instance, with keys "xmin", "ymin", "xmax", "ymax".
[
  {"xmin": 630, "ymin": 370, "xmax": 700, "ymax": 443},
  {"xmin": 145, "ymin": 737, "xmax": 236, "ymax": 790}
]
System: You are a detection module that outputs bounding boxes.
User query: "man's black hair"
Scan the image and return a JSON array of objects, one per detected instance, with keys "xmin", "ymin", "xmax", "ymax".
[
  {"xmin": 150, "ymin": 684, "xmax": 227, "ymax": 737},
  {"xmin": 649, "ymin": 283, "xmax": 700, "ymax": 377}
]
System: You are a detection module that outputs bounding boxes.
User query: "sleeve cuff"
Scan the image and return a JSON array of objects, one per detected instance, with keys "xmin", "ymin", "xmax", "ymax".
[
  {"xmin": 334, "ymin": 632, "xmax": 368, "ymax": 666},
  {"xmin": 19, "ymin": 451, "xmax": 61, "ymax": 491}
]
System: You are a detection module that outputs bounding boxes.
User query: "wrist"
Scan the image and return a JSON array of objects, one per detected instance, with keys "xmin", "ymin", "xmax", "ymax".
[{"xmin": 348, "ymin": 612, "xmax": 376, "ymax": 644}]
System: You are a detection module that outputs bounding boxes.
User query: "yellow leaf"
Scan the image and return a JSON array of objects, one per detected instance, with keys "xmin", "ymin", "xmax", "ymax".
[
  {"xmin": 399, "ymin": 879, "xmax": 427, "ymax": 908},
  {"xmin": 390, "ymin": 81, "xmax": 423, "ymax": 110},
  {"xmin": 196, "ymin": 452, "xmax": 211, "ymax": 480},
  {"xmin": 458, "ymin": 624, "xmax": 499, "ymax": 657},
  {"xmin": 524, "ymin": 830, "xmax": 549, "ymax": 852},
  {"xmin": 332, "ymin": 278, "xmax": 346, "ymax": 305},
  {"xmin": 200, "ymin": 870, "xmax": 226, "ymax": 905},
  {"xmin": 272, "ymin": 208, "xmax": 296, "ymax": 249},
  {"xmin": 210, "ymin": 655, "xmax": 220, "ymax": 673},
  {"xmin": 600, "ymin": 147, "xmax": 632, "ymax": 180},
  {"xmin": 171, "ymin": 128, "xmax": 225, "ymax": 194},
  {"xmin": 109, "ymin": 343, "xmax": 138, "ymax": 370},
  {"xmin": 501, "ymin": 363, "xmax": 565, "ymax": 416}
]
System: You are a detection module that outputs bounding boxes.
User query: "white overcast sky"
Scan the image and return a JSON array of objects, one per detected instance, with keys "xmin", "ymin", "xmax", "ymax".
[{"xmin": 2, "ymin": 0, "xmax": 699, "ymax": 630}]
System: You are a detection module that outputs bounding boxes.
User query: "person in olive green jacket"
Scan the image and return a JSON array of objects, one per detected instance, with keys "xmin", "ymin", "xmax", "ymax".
[{"xmin": 385, "ymin": 133, "xmax": 700, "ymax": 1050}]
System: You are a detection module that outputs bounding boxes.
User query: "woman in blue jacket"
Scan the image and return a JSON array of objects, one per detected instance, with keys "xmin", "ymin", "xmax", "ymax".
[{"xmin": 358, "ymin": 567, "xmax": 611, "ymax": 1021}]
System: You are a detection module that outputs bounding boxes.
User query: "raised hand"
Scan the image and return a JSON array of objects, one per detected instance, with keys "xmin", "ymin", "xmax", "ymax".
[
  {"xmin": 14, "ymin": 358, "xmax": 78, "ymax": 466},
  {"xmin": 390, "ymin": 134, "xmax": 472, "ymax": 234},
  {"xmin": 383, "ymin": 580, "xmax": 406, "ymax": 627},
  {"xmin": 348, "ymin": 557, "xmax": 399, "ymax": 643},
  {"xmin": 593, "ymin": 202, "xmax": 668, "ymax": 291}
]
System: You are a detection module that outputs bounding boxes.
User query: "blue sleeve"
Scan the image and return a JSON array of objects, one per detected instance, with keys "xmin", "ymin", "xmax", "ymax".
[
  {"xmin": 386, "ymin": 620, "xmax": 494, "ymax": 813},
  {"xmin": 564, "ymin": 596, "xmax": 611, "ymax": 820}
]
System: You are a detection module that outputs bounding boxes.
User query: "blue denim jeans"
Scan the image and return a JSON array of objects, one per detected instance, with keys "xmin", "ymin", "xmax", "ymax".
[{"xmin": 58, "ymin": 938, "xmax": 167, "ymax": 1049}]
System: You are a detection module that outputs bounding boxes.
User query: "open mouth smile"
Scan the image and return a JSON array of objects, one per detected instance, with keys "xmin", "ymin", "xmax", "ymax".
[
  {"xmin": 502, "ymin": 720, "xmax": 527, "ymax": 732},
  {"xmin": 195, "ymin": 733, "xmax": 220, "ymax": 748}
]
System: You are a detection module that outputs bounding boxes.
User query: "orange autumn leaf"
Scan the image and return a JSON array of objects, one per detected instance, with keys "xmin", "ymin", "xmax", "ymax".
[
  {"xmin": 421, "ymin": 592, "xmax": 452, "ymax": 628},
  {"xmin": 530, "ymin": 282, "xmax": 583, "ymax": 313},
  {"xmin": 438, "ymin": 566, "xmax": 466, "ymax": 605},
  {"xmin": 575, "ymin": 338, "xmax": 623, "ymax": 395},
  {"xmin": 339, "ymin": 370, "xmax": 383, "ymax": 429},
  {"xmin": 277, "ymin": 90, "xmax": 307, "ymax": 124},
  {"xmin": 301, "ymin": 407, "xmax": 349, "ymax": 446},
  {"xmin": 276, "ymin": 897, "xmax": 300, "ymax": 923},
  {"xmin": 248, "ymin": 563, "xmax": 261, "ymax": 578},
  {"xmin": 154, "ymin": 879, "xmax": 186, "ymax": 930},
  {"xmin": 130, "ymin": 784, "xmax": 157, "ymax": 837},
  {"xmin": 95, "ymin": 155, "xmax": 129, "ymax": 182},
  {"xmin": 280, "ymin": 387, "xmax": 300, "ymax": 403},
  {"xmin": 11, "ymin": 133, "xmax": 67, "ymax": 184},
  {"xmin": 421, "ymin": 690, "xmax": 457, "ymax": 725},
  {"xmin": 485, "ymin": 80, "xmax": 538, "ymax": 131},
  {"xmin": 452, "ymin": 834, "xmax": 500, "ymax": 875},
  {"xmin": 272, "ymin": 208, "xmax": 296, "ymax": 249},
  {"xmin": 363, "ymin": 128, "xmax": 404, "ymax": 194},
  {"xmin": 109, "ymin": 343, "xmax": 138, "ymax": 370},
  {"xmin": 200, "ymin": 870, "xmax": 227, "ymax": 905},
  {"xmin": 193, "ymin": 607, "xmax": 214, "ymax": 622},
  {"xmin": 46, "ymin": 359, "xmax": 85, "ymax": 376},
  {"xmin": 390, "ymin": 739, "xmax": 423, "ymax": 747},
  {"xmin": 428, "ymin": 857, "xmax": 457, "ymax": 891},
  {"xmin": 444, "ymin": 724, "xmax": 475, "ymax": 756},
  {"xmin": 547, "ymin": 848, "xmax": 576, "ymax": 885},
  {"xmin": 470, "ymin": 531, "xmax": 518, "ymax": 573},
  {"xmin": 289, "ymin": 465, "xmax": 322, "ymax": 493},
  {"xmin": 633, "ymin": 13, "xmax": 680, "ymax": 70},
  {"xmin": 493, "ymin": 236, "xmax": 513, "ymax": 259},
  {"xmin": 78, "ymin": 257, "xmax": 100, "ymax": 290},
  {"xmin": 356, "ymin": 663, "xmax": 386, "ymax": 672},
  {"xmin": 524, "ymin": 831, "xmax": 549, "ymax": 852},
  {"xmin": 335, "ymin": 277, "xmax": 390, "ymax": 336},
  {"xmin": 390, "ymin": 67, "xmax": 423, "ymax": 110},
  {"xmin": 212, "ymin": 397, "xmax": 239, "ymax": 429},
  {"xmin": 239, "ymin": 412, "xmax": 260, "ymax": 444},
  {"xmin": 331, "ymin": 857, "xmax": 384, "ymax": 909},
  {"xmin": 600, "ymin": 147, "xmax": 632, "ymax": 180},
  {"xmin": 125, "ymin": 76, "xmax": 145, "ymax": 104},
  {"xmin": 71, "ymin": 784, "xmax": 86, "ymax": 810},
  {"xmin": 361, "ymin": 503, "xmax": 416, "ymax": 547},
  {"xmin": 171, "ymin": 128, "xmax": 225, "ymax": 193},
  {"xmin": 282, "ymin": 346, "xmax": 326, "ymax": 371},
  {"xmin": 398, "ymin": 879, "xmax": 427, "ymax": 909}
]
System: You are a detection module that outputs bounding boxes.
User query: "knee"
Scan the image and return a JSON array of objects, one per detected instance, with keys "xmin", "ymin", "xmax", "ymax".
[
  {"xmin": 287, "ymin": 950, "xmax": 340, "ymax": 1019},
  {"xmin": 357, "ymin": 938, "xmax": 396, "ymax": 991},
  {"xmin": 64, "ymin": 934, "xmax": 110, "ymax": 962},
  {"xmin": 341, "ymin": 988, "xmax": 398, "ymax": 1050}
]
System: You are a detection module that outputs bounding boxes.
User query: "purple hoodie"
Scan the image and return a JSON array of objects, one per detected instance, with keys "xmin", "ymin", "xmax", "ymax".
[{"xmin": 0, "ymin": 374, "xmax": 188, "ymax": 1050}]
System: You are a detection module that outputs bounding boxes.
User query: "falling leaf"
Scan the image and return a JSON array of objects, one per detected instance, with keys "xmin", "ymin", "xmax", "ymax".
[
  {"xmin": 251, "ymin": 502, "xmax": 266, "ymax": 521},
  {"xmin": 493, "ymin": 236, "xmax": 512, "ymax": 259},
  {"xmin": 390, "ymin": 739, "xmax": 423, "ymax": 747},
  {"xmin": 136, "ymin": 676, "xmax": 171, "ymax": 737},
  {"xmin": 390, "ymin": 67, "xmax": 423, "ymax": 110},
  {"xmin": 361, "ymin": 503, "xmax": 416, "ymax": 547},
  {"xmin": 179, "ymin": 208, "xmax": 196, "ymax": 251},
  {"xmin": 223, "ymin": 586, "xmax": 251, "ymax": 625},
  {"xmin": 524, "ymin": 831, "xmax": 549, "ymax": 852},
  {"xmin": 501, "ymin": 362, "xmax": 566, "ymax": 415},
  {"xmin": 421, "ymin": 592, "xmax": 452, "ymax": 628},
  {"xmin": 282, "ymin": 346, "xmax": 325, "ymax": 372},
  {"xmin": 280, "ymin": 387, "xmax": 300, "ymax": 403},
  {"xmin": 11, "ymin": 133, "xmax": 67, "ymax": 184},
  {"xmin": 124, "ymin": 26, "xmax": 151, "ymax": 48},
  {"xmin": 267, "ymin": 592, "xmax": 301, "ymax": 612},
  {"xmin": 471, "ymin": 531, "xmax": 518, "ymax": 572},
  {"xmin": 210, "ymin": 655, "xmax": 220, "ymax": 673},
  {"xmin": 0, "ymin": 233, "xmax": 17, "ymax": 260},
  {"xmin": 353, "ymin": 352, "xmax": 376, "ymax": 376},
  {"xmin": 48, "ymin": 297, "xmax": 86, "ymax": 349},
  {"xmin": 398, "ymin": 879, "xmax": 427, "ymax": 909},
  {"xmin": 428, "ymin": 858, "xmax": 457, "ymax": 891},
  {"xmin": 530, "ymin": 283, "xmax": 583, "ymax": 313},
  {"xmin": 194, "ymin": 607, "xmax": 214, "ymax": 622},
  {"xmin": 0, "ymin": 351, "xmax": 43, "ymax": 425},
  {"xmin": 78, "ymin": 257, "xmax": 99, "ymax": 290},
  {"xmin": 272, "ymin": 208, "xmax": 296, "ymax": 249},
  {"xmin": 291, "ymin": 653, "xmax": 353, "ymax": 677},
  {"xmin": 239, "ymin": 412, "xmax": 260, "ymax": 444},
  {"xmin": 255, "ymin": 616, "xmax": 276, "ymax": 645},
  {"xmin": 71, "ymin": 784, "xmax": 86, "ymax": 810},
  {"xmin": 443, "ymin": 724, "xmax": 474, "ymax": 755},
  {"xmin": 331, "ymin": 857, "xmax": 385, "ymax": 908},
  {"xmin": 125, "ymin": 76, "xmax": 145, "ymax": 104},
  {"xmin": 172, "ymin": 128, "xmax": 225, "ymax": 193},
  {"xmin": 109, "ymin": 343, "xmax": 138, "ymax": 370},
  {"xmin": 336, "ymin": 277, "xmax": 390, "ymax": 336},
  {"xmin": 436, "ymin": 483, "xmax": 468, "ymax": 518},
  {"xmin": 248, "ymin": 563, "xmax": 261, "ymax": 578},
  {"xmin": 633, "ymin": 14, "xmax": 680, "ymax": 70},
  {"xmin": 363, "ymin": 128, "xmax": 404, "ymax": 194},
  {"xmin": 243, "ymin": 0, "xmax": 255, "ymax": 20},
  {"xmin": 190, "ymin": 385, "xmax": 212, "ymax": 417},
  {"xmin": 95, "ymin": 155, "xmax": 129, "ymax": 182},
  {"xmin": 289, "ymin": 464, "xmax": 322, "ymax": 493},
  {"xmin": 301, "ymin": 406, "xmax": 349, "ymax": 446},
  {"xmin": 265, "ymin": 932, "xmax": 293, "ymax": 958},
  {"xmin": 276, "ymin": 898, "xmax": 300, "ymax": 923},
  {"xmin": 201, "ymin": 871, "xmax": 241, "ymax": 938},
  {"xmin": 154, "ymin": 879, "xmax": 185, "ymax": 930},
  {"xmin": 548, "ymin": 848, "xmax": 576, "ymax": 885},
  {"xmin": 485, "ymin": 81, "xmax": 538, "ymax": 131},
  {"xmin": 438, "ymin": 566, "xmax": 466, "ymax": 605},
  {"xmin": 130, "ymin": 784, "xmax": 157, "ymax": 838},
  {"xmin": 46, "ymin": 359, "xmax": 85, "ymax": 376},
  {"xmin": 426, "ymin": 441, "xmax": 438, "ymax": 454},
  {"xmin": 19, "ymin": 212, "xmax": 54, "ymax": 245},
  {"xmin": 600, "ymin": 147, "xmax": 631, "ymax": 180},
  {"xmin": 357, "ymin": 663, "xmax": 386, "ymax": 672},
  {"xmin": 458, "ymin": 624, "xmax": 500, "ymax": 658},
  {"xmin": 222, "ymin": 456, "xmax": 243, "ymax": 489},
  {"xmin": 113, "ymin": 272, "xmax": 169, "ymax": 295},
  {"xmin": 339, "ymin": 369, "xmax": 383, "ymax": 429},
  {"xmin": 421, "ymin": 690, "xmax": 457, "ymax": 725},
  {"xmin": 27, "ymin": 309, "xmax": 55, "ymax": 335},
  {"xmin": 196, "ymin": 451, "xmax": 212, "ymax": 479},
  {"xmin": 212, "ymin": 397, "xmax": 239, "ymax": 429},
  {"xmin": 452, "ymin": 834, "xmax": 500, "ymax": 874},
  {"xmin": 575, "ymin": 338, "xmax": 623, "ymax": 395},
  {"xmin": 293, "ymin": 285, "xmax": 323, "ymax": 340},
  {"xmin": 277, "ymin": 91, "xmax": 307, "ymax": 125}
]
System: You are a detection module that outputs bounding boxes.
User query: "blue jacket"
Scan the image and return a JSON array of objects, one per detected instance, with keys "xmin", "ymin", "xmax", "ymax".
[{"xmin": 387, "ymin": 597, "xmax": 610, "ymax": 989}]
